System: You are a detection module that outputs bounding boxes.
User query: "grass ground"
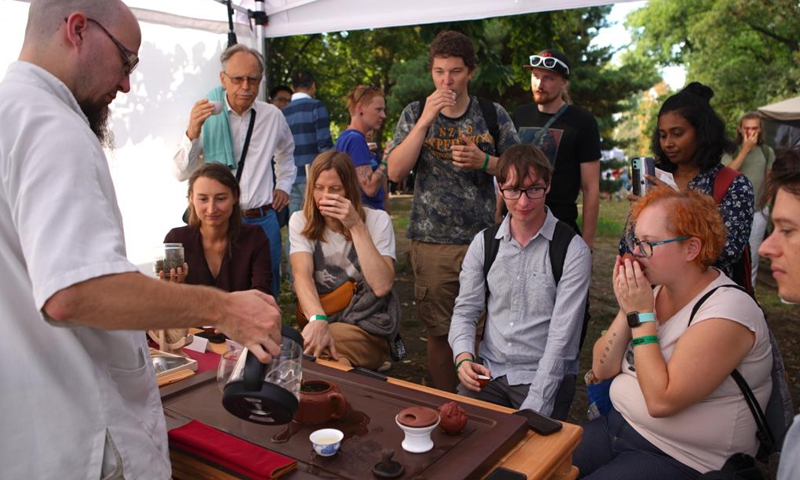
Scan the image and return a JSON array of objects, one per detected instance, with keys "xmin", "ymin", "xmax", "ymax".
[{"xmin": 279, "ymin": 194, "xmax": 800, "ymax": 434}]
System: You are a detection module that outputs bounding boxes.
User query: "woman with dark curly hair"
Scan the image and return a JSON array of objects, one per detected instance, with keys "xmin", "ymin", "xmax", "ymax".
[{"xmin": 621, "ymin": 82, "xmax": 754, "ymax": 278}]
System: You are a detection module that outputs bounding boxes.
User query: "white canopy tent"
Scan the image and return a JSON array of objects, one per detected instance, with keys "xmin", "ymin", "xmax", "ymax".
[
  {"xmin": 759, "ymin": 96, "xmax": 800, "ymax": 149},
  {"xmin": 0, "ymin": 0, "xmax": 634, "ymax": 265}
]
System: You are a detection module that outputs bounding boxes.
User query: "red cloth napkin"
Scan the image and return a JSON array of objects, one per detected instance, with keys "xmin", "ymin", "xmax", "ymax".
[{"xmin": 168, "ymin": 420, "xmax": 297, "ymax": 479}]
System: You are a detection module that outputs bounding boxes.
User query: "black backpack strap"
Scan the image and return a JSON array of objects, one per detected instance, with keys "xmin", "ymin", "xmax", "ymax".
[
  {"xmin": 418, "ymin": 96, "xmax": 499, "ymax": 152},
  {"xmin": 549, "ymin": 220, "xmax": 577, "ymax": 285},
  {"xmin": 483, "ymin": 223, "xmax": 502, "ymax": 298},
  {"xmin": 417, "ymin": 96, "xmax": 427, "ymax": 120},
  {"xmin": 477, "ymin": 98, "xmax": 499, "ymax": 152}
]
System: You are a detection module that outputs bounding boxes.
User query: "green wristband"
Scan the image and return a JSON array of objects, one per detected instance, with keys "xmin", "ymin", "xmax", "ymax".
[
  {"xmin": 380, "ymin": 161, "xmax": 388, "ymax": 168},
  {"xmin": 481, "ymin": 153, "xmax": 490, "ymax": 171},
  {"xmin": 631, "ymin": 335, "xmax": 659, "ymax": 347},
  {"xmin": 455, "ymin": 357, "xmax": 474, "ymax": 371},
  {"xmin": 309, "ymin": 314, "xmax": 329, "ymax": 322}
]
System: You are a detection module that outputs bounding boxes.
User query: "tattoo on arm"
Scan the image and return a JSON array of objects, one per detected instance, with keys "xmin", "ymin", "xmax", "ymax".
[
  {"xmin": 356, "ymin": 165, "xmax": 373, "ymax": 184},
  {"xmin": 600, "ymin": 332, "xmax": 617, "ymax": 364}
]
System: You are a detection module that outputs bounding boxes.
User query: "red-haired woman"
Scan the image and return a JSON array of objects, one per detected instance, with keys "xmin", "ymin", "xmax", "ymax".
[{"xmin": 577, "ymin": 187, "xmax": 771, "ymax": 479}]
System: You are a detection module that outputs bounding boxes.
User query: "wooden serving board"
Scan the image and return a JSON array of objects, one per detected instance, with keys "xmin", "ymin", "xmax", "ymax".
[{"xmin": 162, "ymin": 360, "xmax": 527, "ymax": 480}]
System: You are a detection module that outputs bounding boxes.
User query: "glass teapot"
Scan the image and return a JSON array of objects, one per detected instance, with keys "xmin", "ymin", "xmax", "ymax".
[{"xmin": 222, "ymin": 325, "xmax": 303, "ymax": 425}]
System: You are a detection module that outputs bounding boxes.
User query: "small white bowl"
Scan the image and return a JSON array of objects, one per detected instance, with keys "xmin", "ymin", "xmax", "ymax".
[
  {"xmin": 309, "ymin": 428, "xmax": 343, "ymax": 457},
  {"xmin": 209, "ymin": 100, "xmax": 223, "ymax": 115}
]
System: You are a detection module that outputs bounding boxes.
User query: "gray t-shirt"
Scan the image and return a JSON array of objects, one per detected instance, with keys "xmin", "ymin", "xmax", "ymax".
[
  {"xmin": 722, "ymin": 145, "xmax": 775, "ymax": 205},
  {"xmin": 389, "ymin": 97, "xmax": 519, "ymax": 244}
]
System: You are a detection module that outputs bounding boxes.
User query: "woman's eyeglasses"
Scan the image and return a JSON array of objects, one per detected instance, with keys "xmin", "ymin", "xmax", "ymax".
[{"xmin": 625, "ymin": 234, "xmax": 690, "ymax": 258}]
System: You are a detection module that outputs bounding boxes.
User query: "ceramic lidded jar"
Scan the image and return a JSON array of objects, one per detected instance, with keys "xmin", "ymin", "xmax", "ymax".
[
  {"xmin": 396, "ymin": 406, "xmax": 439, "ymax": 453},
  {"xmin": 438, "ymin": 401, "xmax": 467, "ymax": 435},
  {"xmin": 294, "ymin": 380, "xmax": 347, "ymax": 425}
]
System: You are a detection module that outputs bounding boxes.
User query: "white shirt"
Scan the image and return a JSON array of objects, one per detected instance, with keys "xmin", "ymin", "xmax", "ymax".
[
  {"xmin": 0, "ymin": 62, "xmax": 170, "ymax": 479},
  {"xmin": 173, "ymin": 97, "xmax": 297, "ymax": 210},
  {"xmin": 289, "ymin": 208, "xmax": 396, "ymax": 292}
]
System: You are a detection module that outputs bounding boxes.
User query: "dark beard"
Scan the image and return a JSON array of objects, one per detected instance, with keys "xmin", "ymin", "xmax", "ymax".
[{"xmin": 79, "ymin": 101, "xmax": 115, "ymax": 150}]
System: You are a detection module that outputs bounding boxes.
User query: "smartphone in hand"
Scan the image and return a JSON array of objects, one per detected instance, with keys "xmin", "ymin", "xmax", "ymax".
[{"xmin": 631, "ymin": 157, "xmax": 655, "ymax": 196}]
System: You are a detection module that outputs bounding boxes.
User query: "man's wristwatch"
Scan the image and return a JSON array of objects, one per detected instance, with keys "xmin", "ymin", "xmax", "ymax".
[{"xmin": 626, "ymin": 311, "xmax": 656, "ymax": 328}]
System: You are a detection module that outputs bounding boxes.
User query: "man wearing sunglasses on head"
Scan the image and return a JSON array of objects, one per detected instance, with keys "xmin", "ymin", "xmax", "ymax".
[
  {"xmin": 513, "ymin": 50, "xmax": 601, "ymax": 253},
  {"xmin": 174, "ymin": 44, "xmax": 297, "ymax": 298}
]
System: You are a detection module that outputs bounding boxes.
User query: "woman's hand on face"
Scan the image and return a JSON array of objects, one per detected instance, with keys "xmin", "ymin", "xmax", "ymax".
[
  {"xmin": 613, "ymin": 255, "xmax": 653, "ymax": 314},
  {"xmin": 318, "ymin": 194, "xmax": 361, "ymax": 230}
]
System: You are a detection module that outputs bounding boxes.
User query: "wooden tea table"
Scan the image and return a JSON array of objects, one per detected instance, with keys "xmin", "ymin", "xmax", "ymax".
[{"xmin": 164, "ymin": 346, "xmax": 581, "ymax": 480}]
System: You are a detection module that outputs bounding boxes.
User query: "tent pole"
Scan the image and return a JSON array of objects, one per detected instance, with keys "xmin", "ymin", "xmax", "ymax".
[{"xmin": 254, "ymin": 0, "xmax": 268, "ymax": 102}]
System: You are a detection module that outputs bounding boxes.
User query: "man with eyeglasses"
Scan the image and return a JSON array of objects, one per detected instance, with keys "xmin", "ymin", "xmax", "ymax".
[
  {"xmin": 513, "ymin": 50, "xmax": 600, "ymax": 252},
  {"xmin": 269, "ymin": 85, "xmax": 293, "ymax": 110},
  {"xmin": 0, "ymin": 2, "xmax": 283, "ymax": 478},
  {"xmin": 387, "ymin": 30, "xmax": 520, "ymax": 393},
  {"xmin": 174, "ymin": 44, "xmax": 297, "ymax": 297},
  {"xmin": 449, "ymin": 144, "xmax": 591, "ymax": 419}
]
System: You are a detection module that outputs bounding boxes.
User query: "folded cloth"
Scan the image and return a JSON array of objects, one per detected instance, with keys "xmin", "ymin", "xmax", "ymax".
[
  {"xmin": 168, "ymin": 420, "xmax": 297, "ymax": 479},
  {"xmin": 201, "ymin": 86, "xmax": 236, "ymax": 169}
]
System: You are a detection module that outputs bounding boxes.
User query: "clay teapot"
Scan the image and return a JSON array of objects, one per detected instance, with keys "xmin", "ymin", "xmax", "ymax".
[
  {"xmin": 294, "ymin": 380, "xmax": 347, "ymax": 425},
  {"xmin": 438, "ymin": 401, "xmax": 468, "ymax": 435}
]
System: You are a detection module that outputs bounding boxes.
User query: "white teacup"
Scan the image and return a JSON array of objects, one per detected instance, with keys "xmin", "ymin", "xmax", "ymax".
[
  {"xmin": 309, "ymin": 428, "xmax": 343, "ymax": 457},
  {"xmin": 209, "ymin": 100, "xmax": 223, "ymax": 115}
]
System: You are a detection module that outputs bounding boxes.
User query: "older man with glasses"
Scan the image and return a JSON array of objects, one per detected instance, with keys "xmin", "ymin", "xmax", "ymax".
[
  {"xmin": 173, "ymin": 44, "xmax": 297, "ymax": 298},
  {"xmin": 448, "ymin": 144, "xmax": 591, "ymax": 420}
]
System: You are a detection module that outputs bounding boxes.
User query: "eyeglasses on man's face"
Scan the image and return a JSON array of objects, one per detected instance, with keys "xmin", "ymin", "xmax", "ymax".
[
  {"xmin": 528, "ymin": 55, "xmax": 569, "ymax": 75},
  {"xmin": 86, "ymin": 18, "xmax": 139, "ymax": 75},
  {"xmin": 499, "ymin": 185, "xmax": 548, "ymax": 200},
  {"xmin": 625, "ymin": 234, "xmax": 690, "ymax": 258},
  {"xmin": 223, "ymin": 72, "xmax": 262, "ymax": 86}
]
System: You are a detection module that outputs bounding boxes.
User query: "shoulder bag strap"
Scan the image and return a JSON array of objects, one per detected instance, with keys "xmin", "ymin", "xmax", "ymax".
[
  {"xmin": 533, "ymin": 104, "xmax": 569, "ymax": 145},
  {"xmin": 235, "ymin": 109, "xmax": 257, "ymax": 184},
  {"xmin": 688, "ymin": 283, "xmax": 774, "ymax": 455}
]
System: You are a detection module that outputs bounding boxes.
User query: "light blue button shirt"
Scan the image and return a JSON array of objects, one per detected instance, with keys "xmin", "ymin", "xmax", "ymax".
[{"xmin": 449, "ymin": 208, "xmax": 591, "ymax": 415}]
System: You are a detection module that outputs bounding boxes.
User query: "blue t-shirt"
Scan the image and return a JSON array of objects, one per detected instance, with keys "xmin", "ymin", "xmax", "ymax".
[{"xmin": 335, "ymin": 129, "xmax": 385, "ymax": 210}]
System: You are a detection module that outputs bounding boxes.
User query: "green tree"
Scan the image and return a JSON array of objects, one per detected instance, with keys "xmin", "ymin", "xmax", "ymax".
[
  {"xmin": 627, "ymin": 0, "xmax": 800, "ymax": 129},
  {"xmin": 267, "ymin": 7, "xmax": 659, "ymax": 151}
]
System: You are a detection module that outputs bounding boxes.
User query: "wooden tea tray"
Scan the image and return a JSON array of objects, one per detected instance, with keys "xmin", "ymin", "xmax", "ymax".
[{"xmin": 161, "ymin": 360, "xmax": 527, "ymax": 479}]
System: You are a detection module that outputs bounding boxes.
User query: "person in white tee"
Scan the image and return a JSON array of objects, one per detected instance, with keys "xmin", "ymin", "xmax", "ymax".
[
  {"xmin": 574, "ymin": 187, "xmax": 771, "ymax": 479},
  {"xmin": 0, "ymin": 1, "xmax": 282, "ymax": 478},
  {"xmin": 290, "ymin": 150, "xmax": 398, "ymax": 370}
]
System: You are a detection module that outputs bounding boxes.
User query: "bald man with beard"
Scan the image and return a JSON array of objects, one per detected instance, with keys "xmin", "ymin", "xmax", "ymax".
[{"xmin": 0, "ymin": 1, "xmax": 283, "ymax": 477}]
